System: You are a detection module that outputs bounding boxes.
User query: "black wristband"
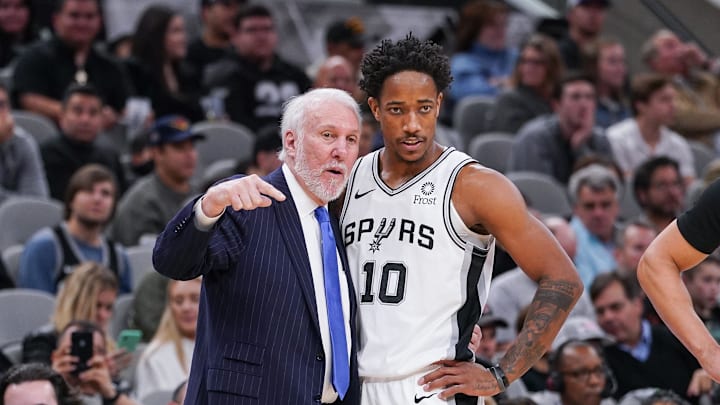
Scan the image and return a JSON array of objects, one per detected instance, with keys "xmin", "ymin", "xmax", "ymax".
[
  {"xmin": 102, "ymin": 389, "xmax": 121, "ymax": 405},
  {"xmin": 489, "ymin": 365, "xmax": 509, "ymax": 392}
]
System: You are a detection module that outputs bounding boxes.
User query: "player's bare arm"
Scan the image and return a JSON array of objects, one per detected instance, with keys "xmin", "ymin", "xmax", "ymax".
[
  {"xmin": 638, "ymin": 221, "xmax": 720, "ymax": 381},
  {"xmin": 420, "ymin": 165, "xmax": 582, "ymax": 398}
]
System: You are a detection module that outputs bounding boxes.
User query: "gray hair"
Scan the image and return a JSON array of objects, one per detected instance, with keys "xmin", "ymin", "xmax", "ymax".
[
  {"xmin": 568, "ymin": 164, "xmax": 622, "ymax": 205},
  {"xmin": 278, "ymin": 88, "xmax": 361, "ymax": 161}
]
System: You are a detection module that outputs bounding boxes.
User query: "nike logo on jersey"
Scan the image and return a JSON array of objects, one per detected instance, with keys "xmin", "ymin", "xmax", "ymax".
[
  {"xmin": 354, "ymin": 189, "xmax": 375, "ymax": 199},
  {"xmin": 414, "ymin": 393, "xmax": 437, "ymax": 403}
]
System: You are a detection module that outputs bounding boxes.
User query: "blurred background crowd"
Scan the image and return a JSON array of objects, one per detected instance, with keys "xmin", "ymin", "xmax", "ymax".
[{"xmin": 2, "ymin": 0, "xmax": 720, "ymax": 404}]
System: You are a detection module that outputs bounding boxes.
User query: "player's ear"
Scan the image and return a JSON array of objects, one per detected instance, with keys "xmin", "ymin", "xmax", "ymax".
[
  {"xmin": 368, "ymin": 97, "xmax": 380, "ymax": 122},
  {"xmin": 436, "ymin": 92, "xmax": 444, "ymax": 119}
]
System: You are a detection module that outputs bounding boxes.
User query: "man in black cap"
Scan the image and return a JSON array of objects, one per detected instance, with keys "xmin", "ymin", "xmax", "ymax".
[
  {"xmin": 559, "ymin": 0, "xmax": 611, "ymax": 70},
  {"xmin": 110, "ymin": 115, "xmax": 204, "ymax": 246}
]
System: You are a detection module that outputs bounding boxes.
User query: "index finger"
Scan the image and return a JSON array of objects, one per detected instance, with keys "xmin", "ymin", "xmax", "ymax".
[{"xmin": 256, "ymin": 181, "xmax": 286, "ymax": 202}]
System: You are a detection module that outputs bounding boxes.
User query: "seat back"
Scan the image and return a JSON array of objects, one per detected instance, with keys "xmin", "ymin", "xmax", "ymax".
[
  {"xmin": 0, "ymin": 289, "xmax": 55, "ymax": 346},
  {"xmin": 506, "ymin": 171, "xmax": 572, "ymax": 217},
  {"xmin": 12, "ymin": 110, "xmax": 59, "ymax": 145},
  {"xmin": 141, "ymin": 389, "xmax": 174, "ymax": 405},
  {"xmin": 1, "ymin": 244, "xmax": 24, "ymax": 284},
  {"xmin": 467, "ymin": 133, "xmax": 515, "ymax": 173},
  {"xmin": 0, "ymin": 197, "xmax": 63, "ymax": 251},
  {"xmin": 689, "ymin": 141, "xmax": 716, "ymax": 177},
  {"xmin": 109, "ymin": 293, "xmax": 134, "ymax": 340},
  {"xmin": 126, "ymin": 246, "xmax": 154, "ymax": 291},
  {"xmin": 452, "ymin": 96, "xmax": 495, "ymax": 149},
  {"xmin": 191, "ymin": 121, "xmax": 255, "ymax": 173}
]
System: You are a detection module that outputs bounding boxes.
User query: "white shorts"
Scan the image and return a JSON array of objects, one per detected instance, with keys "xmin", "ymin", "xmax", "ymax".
[{"xmin": 361, "ymin": 370, "xmax": 484, "ymax": 405}]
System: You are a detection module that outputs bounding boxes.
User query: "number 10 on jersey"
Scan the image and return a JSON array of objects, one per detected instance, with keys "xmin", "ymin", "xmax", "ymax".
[{"xmin": 360, "ymin": 261, "xmax": 407, "ymax": 304}]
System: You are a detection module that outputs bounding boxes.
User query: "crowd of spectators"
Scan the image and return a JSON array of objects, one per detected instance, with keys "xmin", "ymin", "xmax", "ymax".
[{"xmin": 2, "ymin": 0, "xmax": 720, "ymax": 404}]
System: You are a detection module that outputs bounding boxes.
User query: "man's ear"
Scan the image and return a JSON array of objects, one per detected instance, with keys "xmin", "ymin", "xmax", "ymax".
[
  {"xmin": 284, "ymin": 130, "xmax": 297, "ymax": 159},
  {"xmin": 436, "ymin": 92, "xmax": 444, "ymax": 119},
  {"xmin": 368, "ymin": 97, "xmax": 380, "ymax": 122}
]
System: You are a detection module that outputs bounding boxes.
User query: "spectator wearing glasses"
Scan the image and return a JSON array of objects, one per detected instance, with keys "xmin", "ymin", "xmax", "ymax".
[
  {"xmin": 487, "ymin": 34, "xmax": 563, "ymax": 134},
  {"xmin": 530, "ymin": 339, "xmax": 617, "ymax": 405},
  {"xmin": 632, "ymin": 157, "xmax": 686, "ymax": 233},
  {"xmin": 203, "ymin": 4, "xmax": 311, "ymax": 132},
  {"xmin": 568, "ymin": 164, "xmax": 622, "ymax": 287}
]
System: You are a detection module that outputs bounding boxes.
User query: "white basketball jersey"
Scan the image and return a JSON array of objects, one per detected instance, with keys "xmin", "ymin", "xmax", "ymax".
[{"xmin": 340, "ymin": 147, "xmax": 496, "ymax": 379}]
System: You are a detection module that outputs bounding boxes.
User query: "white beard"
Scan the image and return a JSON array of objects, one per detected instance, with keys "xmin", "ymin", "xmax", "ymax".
[{"xmin": 293, "ymin": 141, "xmax": 348, "ymax": 203}]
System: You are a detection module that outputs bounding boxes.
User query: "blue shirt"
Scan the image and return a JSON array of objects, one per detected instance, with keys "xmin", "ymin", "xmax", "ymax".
[
  {"xmin": 570, "ymin": 216, "xmax": 617, "ymax": 287},
  {"xmin": 618, "ymin": 320, "xmax": 653, "ymax": 362},
  {"xmin": 449, "ymin": 43, "xmax": 518, "ymax": 101},
  {"xmin": 18, "ymin": 226, "xmax": 133, "ymax": 294}
]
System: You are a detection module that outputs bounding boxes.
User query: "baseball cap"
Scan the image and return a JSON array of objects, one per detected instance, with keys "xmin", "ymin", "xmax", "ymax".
[
  {"xmin": 477, "ymin": 312, "xmax": 509, "ymax": 329},
  {"xmin": 551, "ymin": 316, "xmax": 614, "ymax": 350},
  {"xmin": 325, "ymin": 17, "xmax": 366, "ymax": 48},
  {"xmin": 566, "ymin": 0, "xmax": 611, "ymax": 9},
  {"xmin": 148, "ymin": 115, "xmax": 205, "ymax": 146}
]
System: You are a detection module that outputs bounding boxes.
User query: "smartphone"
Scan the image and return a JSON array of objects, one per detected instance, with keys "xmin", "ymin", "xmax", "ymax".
[
  {"xmin": 117, "ymin": 329, "xmax": 142, "ymax": 352},
  {"xmin": 70, "ymin": 331, "xmax": 93, "ymax": 375}
]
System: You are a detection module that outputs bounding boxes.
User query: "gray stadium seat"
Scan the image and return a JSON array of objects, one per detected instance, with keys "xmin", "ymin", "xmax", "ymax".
[
  {"xmin": 0, "ymin": 197, "xmax": 63, "ymax": 252},
  {"xmin": 126, "ymin": 246, "xmax": 154, "ymax": 291},
  {"xmin": 109, "ymin": 293, "xmax": 135, "ymax": 340},
  {"xmin": 467, "ymin": 133, "xmax": 515, "ymax": 173},
  {"xmin": 452, "ymin": 96, "xmax": 495, "ymax": 150},
  {"xmin": 12, "ymin": 110, "xmax": 59, "ymax": 145},
  {"xmin": 689, "ymin": 141, "xmax": 716, "ymax": 178},
  {"xmin": 506, "ymin": 171, "xmax": 573, "ymax": 217},
  {"xmin": 1, "ymin": 244, "xmax": 24, "ymax": 284},
  {"xmin": 0, "ymin": 289, "xmax": 55, "ymax": 347},
  {"xmin": 141, "ymin": 389, "xmax": 174, "ymax": 405},
  {"xmin": 191, "ymin": 121, "xmax": 255, "ymax": 174}
]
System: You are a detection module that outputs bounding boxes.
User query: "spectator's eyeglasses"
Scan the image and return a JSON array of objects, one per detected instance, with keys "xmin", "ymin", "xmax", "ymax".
[
  {"xmin": 560, "ymin": 366, "xmax": 605, "ymax": 381},
  {"xmin": 650, "ymin": 180, "xmax": 683, "ymax": 191}
]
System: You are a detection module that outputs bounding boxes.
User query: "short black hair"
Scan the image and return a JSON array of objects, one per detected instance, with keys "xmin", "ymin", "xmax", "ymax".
[
  {"xmin": 360, "ymin": 33, "xmax": 452, "ymax": 99},
  {"xmin": 61, "ymin": 83, "xmax": 104, "ymax": 107},
  {"xmin": 234, "ymin": 4, "xmax": 272, "ymax": 29},
  {"xmin": 552, "ymin": 71, "xmax": 595, "ymax": 101},
  {"xmin": 0, "ymin": 363, "xmax": 81, "ymax": 405},
  {"xmin": 632, "ymin": 156, "xmax": 681, "ymax": 199}
]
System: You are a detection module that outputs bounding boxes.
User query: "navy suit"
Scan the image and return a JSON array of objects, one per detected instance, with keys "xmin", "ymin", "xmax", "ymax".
[{"xmin": 153, "ymin": 169, "xmax": 360, "ymax": 405}]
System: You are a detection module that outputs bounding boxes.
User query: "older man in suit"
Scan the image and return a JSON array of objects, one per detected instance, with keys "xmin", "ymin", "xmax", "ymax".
[{"xmin": 153, "ymin": 88, "xmax": 361, "ymax": 404}]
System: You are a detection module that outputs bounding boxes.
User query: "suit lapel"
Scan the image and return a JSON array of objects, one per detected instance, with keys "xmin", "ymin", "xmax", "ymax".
[{"xmin": 269, "ymin": 169, "xmax": 321, "ymax": 337}]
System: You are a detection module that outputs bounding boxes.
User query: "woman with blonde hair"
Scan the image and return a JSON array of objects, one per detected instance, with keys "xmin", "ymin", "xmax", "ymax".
[
  {"xmin": 22, "ymin": 262, "xmax": 120, "ymax": 365},
  {"xmin": 134, "ymin": 277, "xmax": 201, "ymax": 399}
]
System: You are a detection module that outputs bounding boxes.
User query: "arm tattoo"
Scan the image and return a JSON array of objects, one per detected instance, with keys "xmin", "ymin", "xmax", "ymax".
[{"xmin": 499, "ymin": 279, "xmax": 580, "ymax": 378}]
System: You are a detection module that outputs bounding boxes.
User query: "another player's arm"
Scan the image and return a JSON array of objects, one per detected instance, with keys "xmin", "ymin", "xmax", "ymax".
[
  {"xmin": 637, "ymin": 221, "xmax": 720, "ymax": 381},
  {"xmin": 420, "ymin": 165, "xmax": 582, "ymax": 398}
]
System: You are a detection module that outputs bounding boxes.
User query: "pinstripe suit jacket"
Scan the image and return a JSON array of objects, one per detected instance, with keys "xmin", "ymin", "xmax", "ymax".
[{"xmin": 152, "ymin": 168, "xmax": 360, "ymax": 405}]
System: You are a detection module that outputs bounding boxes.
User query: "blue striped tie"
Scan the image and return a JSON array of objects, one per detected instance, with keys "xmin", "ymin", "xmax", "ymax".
[{"xmin": 314, "ymin": 206, "xmax": 350, "ymax": 399}]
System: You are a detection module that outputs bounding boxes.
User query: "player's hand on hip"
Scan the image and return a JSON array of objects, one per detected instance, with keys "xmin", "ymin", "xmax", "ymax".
[
  {"xmin": 202, "ymin": 174, "xmax": 286, "ymax": 216},
  {"xmin": 418, "ymin": 360, "xmax": 500, "ymax": 399}
]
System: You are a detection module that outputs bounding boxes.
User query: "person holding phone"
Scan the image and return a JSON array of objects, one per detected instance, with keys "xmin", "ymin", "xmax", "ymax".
[
  {"xmin": 22, "ymin": 262, "xmax": 130, "ymax": 376},
  {"xmin": 134, "ymin": 277, "xmax": 201, "ymax": 399},
  {"xmin": 51, "ymin": 321, "xmax": 139, "ymax": 405}
]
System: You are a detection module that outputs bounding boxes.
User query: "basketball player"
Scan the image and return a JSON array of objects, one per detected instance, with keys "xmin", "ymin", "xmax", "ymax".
[
  {"xmin": 638, "ymin": 179, "xmax": 720, "ymax": 382},
  {"xmin": 339, "ymin": 35, "xmax": 583, "ymax": 404}
]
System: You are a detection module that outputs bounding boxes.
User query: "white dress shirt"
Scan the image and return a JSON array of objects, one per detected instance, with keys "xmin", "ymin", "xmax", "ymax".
[{"xmin": 194, "ymin": 164, "xmax": 351, "ymax": 402}]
